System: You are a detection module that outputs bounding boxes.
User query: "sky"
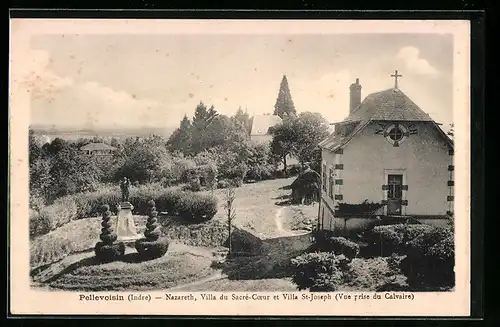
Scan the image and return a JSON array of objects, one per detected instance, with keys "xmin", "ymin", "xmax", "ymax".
[{"xmin": 26, "ymin": 33, "xmax": 453, "ymax": 131}]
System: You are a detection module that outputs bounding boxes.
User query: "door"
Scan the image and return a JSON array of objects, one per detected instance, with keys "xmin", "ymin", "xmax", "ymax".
[{"xmin": 387, "ymin": 174, "xmax": 403, "ymax": 215}]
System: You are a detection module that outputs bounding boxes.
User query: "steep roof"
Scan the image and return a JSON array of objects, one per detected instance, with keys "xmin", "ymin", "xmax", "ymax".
[
  {"xmin": 80, "ymin": 142, "xmax": 116, "ymax": 151},
  {"xmin": 319, "ymin": 88, "xmax": 453, "ymax": 152},
  {"xmin": 249, "ymin": 114, "xmax": 282, "ymax": 136},
  {"xmin": 347, "ymin": 88, "xmax": 434, "ymax": 122}
]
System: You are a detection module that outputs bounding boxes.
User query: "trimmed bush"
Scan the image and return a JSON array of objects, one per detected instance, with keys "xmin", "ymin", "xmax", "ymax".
[
  {"xmin": 361, "ymin": 224, "xmax": 435, "ymax": 257},
  {"xmin": 177, "ymin": 192, "xmax": 218, "ymax": 222},
  {"xmin": 95, "ymin": 205, "xmax": 125, "ymax": 262},
  {"xmin": 290, "ymin": 252, "xmax": 348, "ymax": 292},
  {"xmin": 399, "ymin": 226, "xmax": 454, "ymax": 289},
  {"xmin": 135, "ymin": 200, "xmax": 169, "ymax": 260}
]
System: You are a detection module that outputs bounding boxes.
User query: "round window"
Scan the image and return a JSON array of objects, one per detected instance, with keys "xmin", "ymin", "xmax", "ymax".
[{"xmin": 388, "ymin": 126, "xmax": 404, "ymax": 142}]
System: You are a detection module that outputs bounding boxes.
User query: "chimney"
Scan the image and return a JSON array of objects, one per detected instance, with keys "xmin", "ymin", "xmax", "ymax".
[{"xmin": 349, "ymin": 78, "xmax": 362, "ymax": 113}]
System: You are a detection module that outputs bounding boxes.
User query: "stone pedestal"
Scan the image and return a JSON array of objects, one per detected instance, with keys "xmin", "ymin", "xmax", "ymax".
[{"xmin": 116, "ymin": 202, "xmax": 140, "ymax": 242}]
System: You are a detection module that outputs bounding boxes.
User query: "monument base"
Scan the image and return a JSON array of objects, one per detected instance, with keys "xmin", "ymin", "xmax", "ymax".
[{"xmin": 116, "ymin": 202, "xmax": 141, "ymax": 242}]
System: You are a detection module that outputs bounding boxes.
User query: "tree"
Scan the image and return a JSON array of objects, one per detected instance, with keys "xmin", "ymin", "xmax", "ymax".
[
  {"xmin": 191, "ymin": 102, "xmax": 219, "ymax": 154},
  {"xmin": 232, "ymin": 106, "xmax": 251, "ymax": 135},
  {"xmin": 167, "ymin": 115, "xmax": 193, "ymax": 154},
  {"xmin": 118, "ymin": 137, "xmax": 173, "ymax": 184},
  {"xmin": 223, "ymin": 187, "xmax": 236, "ymax": 257},
  {"xmin": 294, "ymin": 112, "xmax": 330, "ymax": 167},
  {"xmin": 273, "ymin": 75, "xmax": 297, "ymax": 119},
  {"xmin": 269, "ymin": 117, "xmax": 300, "ymax": 174}
]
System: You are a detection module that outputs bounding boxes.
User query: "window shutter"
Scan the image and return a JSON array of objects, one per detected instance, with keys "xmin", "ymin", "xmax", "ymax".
[
  {"xmin": 447, "ymin": 180, "xmax": 454, "ymax": 186},
  {"xmin": 448, "ymin": 165, "xmax": 454, "ymax": 171},
  {"xmin": 447, "ymin": 196, "xmax": 454, "ymax": 201},
  {"xmin": 401, "ymin": 200, "xmax": 408, "ymax": 206},
  {"xmin": 402, "ymin": 185, "xmax": 408, "ymax": 191},
  {"xmin": 382, "ymin": 185, "xmax": 389, "ymax": 191},
  {"xmin": 335, "ymin": 179, "xmax": 343, "ymax": 185},
  {"xmin": 334, "ymin": 194, "xmax": 343, "ymax": 201},
  {"xmin": 448, "ymin": 149, "xmax": 454, "ymax": 156}
]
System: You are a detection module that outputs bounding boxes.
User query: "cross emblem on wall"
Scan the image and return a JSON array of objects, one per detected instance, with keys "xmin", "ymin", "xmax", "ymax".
[{"xmin": 391, "ymin": 70, "xmax": 403, "ymax": 89}]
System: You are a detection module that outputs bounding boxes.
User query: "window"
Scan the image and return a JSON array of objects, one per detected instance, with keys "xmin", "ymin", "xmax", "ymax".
[{"xmin": 388, "ymin": 126, "xmax": 404, "ymax": 142}]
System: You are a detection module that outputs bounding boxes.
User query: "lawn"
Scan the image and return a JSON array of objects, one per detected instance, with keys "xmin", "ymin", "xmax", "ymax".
[
  {"xmin": 210, "ymin": 177, "xmax": 318, "ymax": 238},
  {"xmin": 36, "ymin": 243, "xmax": 219, "ymax": 291}
]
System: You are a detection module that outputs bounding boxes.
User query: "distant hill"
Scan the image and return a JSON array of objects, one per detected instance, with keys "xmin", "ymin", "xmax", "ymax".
[{"xmin": 30, "ymin": 125, "xmax": 177, "ymax": 142}]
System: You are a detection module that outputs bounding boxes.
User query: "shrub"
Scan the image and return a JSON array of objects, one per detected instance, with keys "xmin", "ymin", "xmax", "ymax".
[
  {"xmin": 361, "ymin": 224, "xmax": 435, "ymax": 257},
  {"xmin": 399, "ymin": 226, "xmax": 454, "ymax": 289},
  {"xmin": 95, "ymin": 205, "xmax": 125, "ymax": 262},
  {"xmin": 30, "ymin": 198, "xmax": 78, "ymax": 237},
  {"xmin": 329, "ymin": 237, "xmax": 360, "ymax": 260},
  {"xmin": 245, "ymin": 164, "xmax": 276, "ymax": 181},
  {"xmin": 309, "ymin": 232, "xmax": 359, "ymax": 260},
  {"xmin": 290, "ymin": 252, "xmax": 347, "ymax": 291},
  {"xmin": 177, "ymin": 192, "xmax": 218, "ymax": 222},
  {"xmin": 217, "ymin": 179, "xmax": 231, "ymax": 189},
  {"xmin": 288, "ymin": 164, "xmax": 301, "ymax": 176},
  {"xmin": 135, "ymin": 200, "xmax": 169, "ymax": 260}
]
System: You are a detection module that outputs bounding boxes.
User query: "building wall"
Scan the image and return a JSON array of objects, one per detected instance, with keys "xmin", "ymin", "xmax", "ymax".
[
  {"xmin": 320, "ymin": 121, "xmax": 453, "ymax": 232},
  {"xmin": 341, "ymin": 121, "xmax": 451, "ymax": 215}
]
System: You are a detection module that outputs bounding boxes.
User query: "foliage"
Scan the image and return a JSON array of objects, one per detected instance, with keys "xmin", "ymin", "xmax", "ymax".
[
  {"xmin": 31, "ymin": 184, "xmax": 219, "ymax": 238},
  {"xmin": 30, "ymin": 197, "xmax": 78, "ymax": 238},
  {"xmin": 273, "ymin": 75, "xmax": 297, "ymax": 119},
  {"xmin": 290, "ymin": 167, "xmax": 321, "ymax": 204},
  {"xmin": 399, "ymin": 226, "xmax": 455, "ymax": 289},
  {"xmin": 361, "ymin": 224, "xmax": 435, "ymax": 257},
  {"xmin": 291, "ymin": 252, "xmax": 348, "ymax": 291},
  {"xmin": 116, "ymin": 136, "xmax": 173, "ymax": 184},
  {"xmin": 345, "ymin": 256, "xmax": 408, "ymax": 291},
  {"xmin": 294, "ymin": 112, "xmax": 330, "ymax": 166},
  {"xmin": 135, "ymin": 200, "xmax": 169, "ymax": 259},
  {"xmin": 269, "ymin": 112, "xmax": 329, "ymax": 174},
  {"xmin": 95, "ymin": 204, "xmax": 124, "ymax": 262},
  {"xmin": 167, "ymin": 115, "xmax": 193, "ymax": 154},
  {"xmin": 336, "ymin": 200, "xmax": 384, "ymax": 217}
]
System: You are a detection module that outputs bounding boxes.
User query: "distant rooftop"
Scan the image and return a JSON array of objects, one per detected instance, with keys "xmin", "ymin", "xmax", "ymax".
[{"xmin": 80, "ymin": 142, "xmax": 116, "ymax": 151}]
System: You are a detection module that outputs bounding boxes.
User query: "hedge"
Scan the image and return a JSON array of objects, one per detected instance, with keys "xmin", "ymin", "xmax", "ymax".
[
  {"xmin": 361, "ymin": 224, "xmax": 435, "ymax": 257},
  {"xmin": 30, "ymin": 184, "xmax": 219, "ymax": 238}
]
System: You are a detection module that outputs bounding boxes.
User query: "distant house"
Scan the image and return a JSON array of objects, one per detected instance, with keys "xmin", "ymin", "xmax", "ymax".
[
  {"xmin": 249, "ymin": 114, "xmax": 282, "ymax": 145},
  {"xmin": 249, "ymin": 113, "xmax": 299, "ymax": 166},
  {"xmin": 80, "ymin": 142, "xmax": 116, "ymax": 156}
]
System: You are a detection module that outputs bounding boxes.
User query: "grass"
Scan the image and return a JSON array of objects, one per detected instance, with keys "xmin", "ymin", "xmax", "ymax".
[
  {"xmin": 210, "ymin": 177, "xmax": 318, "ymax": 238},
  {"xmin": 47, "ymin": 244, "xmax": 217, "ymax": 291}
]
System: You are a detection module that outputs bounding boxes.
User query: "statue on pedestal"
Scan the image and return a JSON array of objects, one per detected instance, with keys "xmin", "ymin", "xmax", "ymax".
[
  {"xmin": 116, "ymin": 177, "xmax": 139, "ymax": 242},
  {"xmin": 120, "ymin": 177, "xmax": 130, "ymax": 203}
]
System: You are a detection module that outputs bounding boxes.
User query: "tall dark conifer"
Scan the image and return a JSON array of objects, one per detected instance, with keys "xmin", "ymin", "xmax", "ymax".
[{"xmin": 273, "ymin": 75, "xmax": 297, "ymax": 119}]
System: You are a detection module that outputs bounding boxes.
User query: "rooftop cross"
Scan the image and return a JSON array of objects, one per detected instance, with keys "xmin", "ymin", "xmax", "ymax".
[{"xmin": 391, "ymin": 70, "xmax": 403, "ymax": 89}]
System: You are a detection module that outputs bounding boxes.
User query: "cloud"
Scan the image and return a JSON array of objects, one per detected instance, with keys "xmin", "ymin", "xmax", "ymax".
[
  {"xmin": 17, "ymin": 49, "xmax": 74, "ymax": 100},
  {"xmin": 25, "ymin": 51, "xmax": 168, "ymax": 129},
  {"xmin": 396, "ymin": 46, "xmax": 439, "ymax": 76},
  {"xmin": 293, "ymin": 69, "xmax": 354, "ymax": 123}
]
